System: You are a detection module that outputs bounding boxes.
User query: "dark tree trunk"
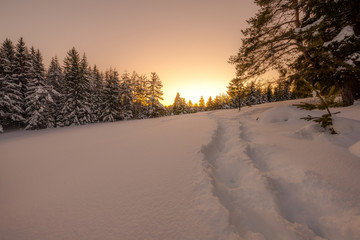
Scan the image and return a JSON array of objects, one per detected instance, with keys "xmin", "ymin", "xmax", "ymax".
[{"xmin": 342, "ymin": 80, "xmax": 355, "ymax": 106}]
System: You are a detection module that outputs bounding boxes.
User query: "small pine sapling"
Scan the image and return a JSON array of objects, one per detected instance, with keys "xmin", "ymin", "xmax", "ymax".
[{"xmin": 294, "ymin": 81, "xmax": 341, "ymax": 134}]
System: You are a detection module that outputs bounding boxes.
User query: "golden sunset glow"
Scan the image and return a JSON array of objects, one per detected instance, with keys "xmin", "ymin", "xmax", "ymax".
[
  {"xmin": 1, "ymin": 0, "xmax": 258, "ymax": 106},
  {"xmin": 163, "ymin": 77, "xmax": 229, "ymax": 106}
]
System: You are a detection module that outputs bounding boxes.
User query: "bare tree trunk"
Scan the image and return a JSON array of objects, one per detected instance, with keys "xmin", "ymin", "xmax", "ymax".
[
  {"xmin": 294, "ymin": 0, "xmax": 300, "ymax": 28},
  {"xmin": 342, "ymin": 80, "xmax": 355, "ymax": 106}
]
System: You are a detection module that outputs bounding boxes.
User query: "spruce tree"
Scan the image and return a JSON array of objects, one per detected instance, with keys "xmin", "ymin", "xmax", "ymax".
[
  {"xmin": 131, "ymin": 72, "xmax": 148, "ymax": 119},
  {"xmin": 172, "ymin": 92, "xmax": 186, "ymax": 115},
  {"xmin": 230, "ymin": 0, "xmax": 360, "ymax": 106},
  {"xmin": 60, "ymin": 48, "xmax": 92, "ymax": 126},
  {"xmin": 14, "ymin": 37, "xmax": 32, "ymax": 120},
  {"xmin": 293, "ymin": 0, "xmax": 360, "ymax": 106},
  {"xmin": 100, "ymin": 68, "xmax": 122, "ymax": 122},
  {"xmin": 25, "ymin": 48, "xmax": 54, "ymax": 130},
  {"xmin": 0, "ymin": 39, "xmax": 24, "ymax": 130},
  {"xmin": 120, "ymin": 72, "xmax": 134, "ymax": 120},
  {"xmin": 227, "ymin": 77, "xmax": 245, "ymax": 110},
  {"xmin": 187, "ymin": 100, "xmax": 195, "ymax": 113},
  {"xmin": 89, "ymin": 65, "xmax": 103, "ymax": 122},
  {"xmin": 266, "ymin": 85, "xmax": 273, "ymax": 103},
  {"xmin": 245, "ymin": 81, "xmax": 259, "ymax": 106},
  {"xmin": 198, "ymin": 96, "xmax": 205, "ymax": 112},
  {"xmin": 206, "ymin": 96, "xmax": 213, "ymax": 111},
  {"xmin": 78, "ymin": 54, "xmax": 93, "ymax": 123},
  {"xmin": 147, "ymin": 72, "xmax": 165, "ymax": 118},
  {"xmin": 46, "ymin": 56, "xmax": 64, "ymax": 127}
]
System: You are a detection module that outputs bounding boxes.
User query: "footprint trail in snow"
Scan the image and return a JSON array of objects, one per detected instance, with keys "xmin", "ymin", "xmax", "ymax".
[{"xmin": 201, "ymin": 103, "xmax": 360, "ymax": 240}]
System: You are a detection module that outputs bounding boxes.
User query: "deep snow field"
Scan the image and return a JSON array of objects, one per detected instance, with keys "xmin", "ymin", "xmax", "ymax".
[{"xmin": 1, "ymin": 99, "xmax": 360, "ymax": 240}]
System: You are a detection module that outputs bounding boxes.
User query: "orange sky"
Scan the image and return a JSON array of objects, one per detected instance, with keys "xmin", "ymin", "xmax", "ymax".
[{"xmin": 1, "ymin": 0, "xmax": 258, "ymax": 105}]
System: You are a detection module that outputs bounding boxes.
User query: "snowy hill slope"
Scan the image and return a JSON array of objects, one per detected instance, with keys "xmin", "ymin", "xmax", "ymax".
[{"xmin": 1, "ymin": 99, "xmax": 360, "ymax": 240}]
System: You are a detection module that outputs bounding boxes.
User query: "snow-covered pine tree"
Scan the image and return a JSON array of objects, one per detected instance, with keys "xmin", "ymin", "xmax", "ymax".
[
  {"xmin": 131, "ymin": 72, "xmax": 148, "ymax": 119},
  {"xmin": 89, "ymin": 65, "xmax": 103, "ymax": 122},
  {"xmin": 25, "ymin": 48, "xmax": 54, "ymax": 130},
  {"xmin": 120, "ymin": 72, "xmax": 134, "ymax": 120},
  {"xmin": 245, "ymin": 81, "xmax": 259, "ymax": 106},
  {"xmin": 198, "ymin": 96, "xmax": 205, "ymax": 112},
  {"xmin": 266, "ymin": 84, "xmax": 273, "ymax": 103},
  {"xmin": 14, "ymin": 37, "xmax": 32, "ymax": 121},
  {"xmin": 46, "ymin": 56, "xmax": 63, "ymax": 127},
  {"xmin": 206, "ymin": 96, "xmax": 214, "ymax": 111},
  {"xmin": 172, "ymin": 92, "xmax": 187, "ymax": 115},
  {"xmin": 293, "ymin": 0, "xmax": 360, "ymax": 106},
  {"xmin": 213, "ymin": 96, "xmax": 221, "ymax": 110},
  {"xmin": 100, "ymin": 68, "xmax": 122, "ymax": 122},
  {"xmin": 227, "ymin": 77, "xmax": 245, "ymax": 110},
  {"xmin": 47, "ymin": 57, "xmax": 64, "ymax": 93},
  {"xmin": 187, "ymin": 100, "xmax": 196, "ymax": 113},
  {"xmin": 60, "ymin": 48, "xmax": 92, "ymax": 126},
  {"xmin": 0, "ymin": 39, "xmax": 24, "ymax": 131},
  {"xmin": 78, "ymin": 54, "xmax": 93, "ymax": 123},
  {"xmin": 230, "ymin": 0, "xmax": 359, "ymax": 106},
  {"xmin": 193, "ymin": 102, "xmax": 199, "ymax": 112},
  {"xmin": 147, "ymin": 72, "xmax": 165, "ymax": 118},
  {"xmin": 217, "ymin": 93, "xmax": 231, "ymax": 109}
]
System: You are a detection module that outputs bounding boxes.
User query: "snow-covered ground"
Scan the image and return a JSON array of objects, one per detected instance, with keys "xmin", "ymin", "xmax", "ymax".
[{"xmin": 1, "ymin": 99, "xmax": 360, "ymax": 240}]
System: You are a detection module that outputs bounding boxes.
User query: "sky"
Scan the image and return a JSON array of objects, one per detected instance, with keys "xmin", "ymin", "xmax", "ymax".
[{"xmin": 0, "ymin": 0, "xmax": 258, "ymax": 105}]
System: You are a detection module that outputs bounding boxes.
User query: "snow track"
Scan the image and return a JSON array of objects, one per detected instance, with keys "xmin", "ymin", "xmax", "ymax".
[{"xmin": 201, "ymin": 105, "xmax": 360, "ymax": 240}]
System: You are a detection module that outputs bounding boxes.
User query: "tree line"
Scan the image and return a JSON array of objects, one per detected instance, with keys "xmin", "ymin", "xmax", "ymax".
[
  {"xmin": 169, "ymin": 79, "xmax": 293, "ymax": 115},
  {"xmin": 229, "ymin": 0, "xmax": 360, "ymax": 106},
  {"xmin": 0, "ymin": 38, "xmax": 165, "ymax": 132},
  {"xmin": 1, "ymin": 35, "xmax": 300, "ymax": 133}
]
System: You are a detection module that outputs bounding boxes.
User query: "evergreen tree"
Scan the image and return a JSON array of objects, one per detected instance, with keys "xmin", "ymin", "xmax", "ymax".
[
  {"xmin": 198, "ymin": 96, "xmax": 205, "ymax": 111},
  {"xmin": 0, "ymin": 38, "xmax": 24, "ymax": 130},
  {"xmin": 230, "ymin": 0, "xmax": 360, "ymax": 106},
  {"xmin": 265, "ymin": 84, "xmax": 273, "ymax": 103},
  {"xmin": 227, "ymin": 77, "xmax": 245, "ymax": 110},
  {"xmin": 131, "ymin": 72, "xmax": 148, "ymax": 119},
  {"xmin": 214, "ymin": 93, "xmax": 231, "ymax": 109},
  {"xmin": 78, "ymin": 54, "xmax": 93, "ymax": 123},
  {"xmin": 89, "ymin": 65, "xmax": 103, "ymax": 122},
  {"xmin": 14, "ymin": 37, "xmax": 31, "ymax": 119},
  {"xmin": 60, "ymin": 48, "xmax": 92, "ymax": 126},
  {"xmin": 147, "ymin": 72, "xmax": 165, "ymax": 118},
  {"xmin": 187, "ymin": 100, "xmax": 196, "ymax": 113},
  {"xmin": 172, "ymin": 92, "xmax": 187, "ymax": 115},
  {"xmin": 245, "ymin": 81, "xmax": 259, "ymax": 106},
  {"xmin": 25, "ymin": 48, "xmax": 54, "ymax": 130},
  {"xmin": 229, "ymin": 0, "xmax": 305, "ymax": 81},
  {"xmin": 100, "ymin": 68, "xmax": 122, "ymax": 122},
  {"xmin": 293, "ymin": 0, "xmax": 360, "ymax": 105},
  {"xmin": 213, "ymin": 96, "xmax": 221, "ymax": 110},
  {"xmin": 120, "ymin": 72, "xmax": 134, "ymax": 120},
  {"xmin": 47, "ymin": 57, "xmax": 64, "ymax": 93},
  {"xmin": 46, "ymin": 56, "xmax": 63, "ymax": 127},
  {"xmin": 193, "ymin": 102, "xmax": 199, "ymax": 112},
  {"xmin": 206, "ymin": 96, "xmax": 213, "ymax": 111}
]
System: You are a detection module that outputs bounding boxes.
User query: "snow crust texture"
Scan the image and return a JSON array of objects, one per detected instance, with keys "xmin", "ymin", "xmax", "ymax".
[{"xmin": 1, "ymin": 99, "xmax": 360, "ymax": 240}]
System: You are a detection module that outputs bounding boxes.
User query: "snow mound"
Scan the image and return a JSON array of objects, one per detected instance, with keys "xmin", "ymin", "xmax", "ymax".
[
  {"xmin": 333, "ymin": 117, "xmax": 360, "ymax": 136},
  {"xmin": 292, "ymin": 123, "xmax": 324, "ymax": 140},
  {"xmin": 349, "ymin": 141, "xmax": 360, "ymax": 158},
  {"xmin": 258, "ymin": 106, "xmax": 302, "ymax": 123}
]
